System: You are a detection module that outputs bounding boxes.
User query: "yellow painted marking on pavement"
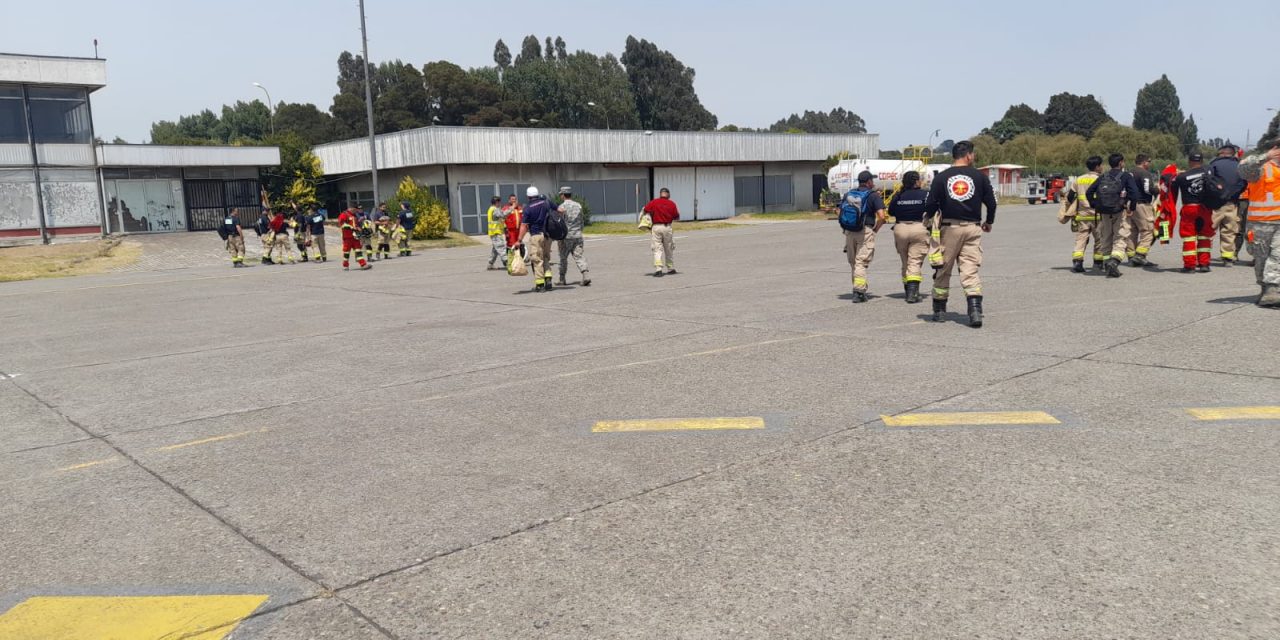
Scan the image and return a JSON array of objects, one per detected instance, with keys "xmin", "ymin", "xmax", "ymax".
[
  {"xmin": 56, "ymin": 458, "xmax": 116, "ymax": 472},
  {"xmin": 0, "ymin": 594, "xmax": 269, "ymax": 639},
  {"xmin": 152, "ymin": 428, "xmax": 266, "ymax": 452},
  {"xmin": 593, "ymin": 417, "xmax": 766, "ymax": 433},
  {"xmin": 881, "ymin": 411, "xmax": 1061, "ymax": 427},
  {"xmin": 1186, "ymin": 406, "xmax": 1280, "ymax": 421}
]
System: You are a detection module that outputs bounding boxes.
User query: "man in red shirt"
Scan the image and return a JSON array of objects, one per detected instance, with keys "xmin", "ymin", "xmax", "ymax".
[
  {"xmin": 337, "ymin": 206, "xmax": 371, "ymax": 270},
  {"xmin": 268, "ymin": 209, "xmax": 296, "ymax": 264},
  {"xmin": 643, "ymin": 187, "xmax": 680, "ymax": 276}
]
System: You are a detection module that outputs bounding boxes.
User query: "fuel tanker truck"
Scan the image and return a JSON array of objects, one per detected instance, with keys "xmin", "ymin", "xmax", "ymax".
[{"xmin": 826, "ymin": 158, "xmax": 927, "ymax": 196}]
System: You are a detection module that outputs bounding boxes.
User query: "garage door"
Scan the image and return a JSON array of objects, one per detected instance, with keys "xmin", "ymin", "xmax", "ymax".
[
  {"xmin": 694, "ymin": 166, "xmax": 734, "ymax": 220},
  {"xmin": 653, "ymin": 168, "xmax": 695, "ymax": 220}
]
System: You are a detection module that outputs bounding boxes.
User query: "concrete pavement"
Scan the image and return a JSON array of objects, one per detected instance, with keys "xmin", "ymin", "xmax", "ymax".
[{"xmin": 1, "ymin": 206, "xmax": 1277, "ymax": 639}]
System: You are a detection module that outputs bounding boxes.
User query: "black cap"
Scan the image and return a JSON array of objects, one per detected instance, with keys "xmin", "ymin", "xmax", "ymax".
[
  {"xmin": 857, "ymin": 170, "xmax": 875, "ymax": 183},
  {"xmin": 491, "ymin": 196, "xmax": 501, "ymax": 203},
  {"xmin": 1188, "ymin": 152, "xmax": 1203, "ymax": 162},
  {"xmin": 1218, "ymin": 143, "xmax": 1237, "ymax": 152}
]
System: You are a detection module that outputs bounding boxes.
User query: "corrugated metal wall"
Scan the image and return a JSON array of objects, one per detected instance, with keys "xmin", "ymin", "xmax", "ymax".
[{"xmin": 315, "ymin": 127, "xmax": 879, "ymax": 175}]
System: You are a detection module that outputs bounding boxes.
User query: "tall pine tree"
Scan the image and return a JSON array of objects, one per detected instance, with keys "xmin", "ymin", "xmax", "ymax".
[{"xmin": 620, "ymin": 36, "xmax": 716, "ymax": 131}]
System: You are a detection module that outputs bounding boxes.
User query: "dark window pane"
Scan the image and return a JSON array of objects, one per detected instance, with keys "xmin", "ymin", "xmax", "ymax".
[
  {"xmin": 29, "ymin": 89, "xmax": 90, "ymax": 144},
  {"xmin": 27, "ymin": 87, "xmax": 85, "ymax": 100},
  {"xmin": 0, "ymin": 96, "xmax": 27, "ymax": 144}
]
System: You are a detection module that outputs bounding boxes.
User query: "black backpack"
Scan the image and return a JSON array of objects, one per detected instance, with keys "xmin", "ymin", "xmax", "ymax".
[
  {"xmin": 1094, "ymin": 172, "xmax": 1125, "ymax": 213},
  {"xmin": 1202, "ymin": 167, "xmax": 1228, "ymax": 209},
  {"xmin": 544, "ymin": 207, "xmax": 568, "ymax": 240}
]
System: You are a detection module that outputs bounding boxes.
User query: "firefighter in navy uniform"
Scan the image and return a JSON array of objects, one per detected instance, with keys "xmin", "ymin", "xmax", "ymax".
[
  {"xmin": 923, "ymin": 140, "xmax": 997, "ymax": 328},
  {"xmin": 218, "ymin": 208, "xmax": 246, "ymax": 267},
  {"xmin": 1127, "ymin": 154, "xmax": 1160, "ymax": 266},
  {"xmin": 888, "ymin": 171, "xmax": 930, "ymax": 303},
  {"xmin": 1085, "ymin": 153, "xmax": 1139, "ymax": 278},
  {"xmin": 306, "ymin": 206, "xmax": 327, "ymax": 262},
  {"xmin": 254, "ymin": 210, "xmax": 273, "ymax": 264}
]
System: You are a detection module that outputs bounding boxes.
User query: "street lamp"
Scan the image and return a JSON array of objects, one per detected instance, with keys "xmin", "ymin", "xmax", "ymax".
[
  {"xmin": 927, "ymin": 128, "xmax": 941, "ymax": 155},
  {"xmin": 587, "ymin": 101, "xmax": 610, "ymax": 130},
  {"xmin": 252, "ymin": 82, "xmax": 275, "ymax": 135}
]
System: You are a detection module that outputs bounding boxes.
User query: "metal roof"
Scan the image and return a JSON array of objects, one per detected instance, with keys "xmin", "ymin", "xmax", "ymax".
[
  {"xmin": 0, "ymin": 53, "xmax": 107, "ymax": 90},
  {"xmin": 314, "ymin": 126, "xmax": 879, "ymax": 175},
  {"xmin": 97, "ymin": 144, "xmax": 280, "ymax": 167}
]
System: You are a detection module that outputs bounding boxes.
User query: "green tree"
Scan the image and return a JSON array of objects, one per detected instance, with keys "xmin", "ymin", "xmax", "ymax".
[
  {"xmin": 273, "ymin": 102, "xmax": 340, "ymax": 145},
  {"xmin": 985, "ymin": 117, "xmax": 1033, "ymax": 143},
  {"xmin": 373, "ymin": 60, "xmax": 430, "ymax": 132},
  {"xmin": 1043, "ymin": 92, "xmax": 1112, "ymax": 137},
  {"xmin": 1259, "ymin": 110, "xmax": 1280, "ymax": 150},
  {"xmin": 935, "ymin": 139, "xmax": 955, "ymax": 154},
  {"xmin": 1179, "ymin": 113, "xmax": 1199, "ymax": 150},
  {"xmin": 493, "ymin": 39, "xmax": 512, "ymax": 71},
  {"xmin": 1133, "ymin": 74, "xmax": 1185, "ymax": 136},
  {"xmin": 768, "ymin": 108, "xmax": 866, "ymax": 134},
  {"xmin": 554, "ymin": 37, "xmax": 567, "ymax": 61},
  {"xmin": 621, "ymin": 36, "xmax": 717, "ymax": 131},
  {"xmin": 281, "ymin": 149, "xmax": 323, "ymax": 208},
  {"xmin": 968, "ymin": 134, "xmax": 1005, "ymax": 165},
  {"xmin": 396, "ymin": 176, "xmax": 450, "ymax": 239},
  {"xmin": 515, "ymin": 35, "xmax": 542, "ymax": 66},
  {"xmin": 983, "ymin": 103, "xmax": 1042, "ymax": 141}
]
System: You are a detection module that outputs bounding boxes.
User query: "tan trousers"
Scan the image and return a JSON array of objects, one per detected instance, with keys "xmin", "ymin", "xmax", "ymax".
[
  {"xmin": 1097, "ymin": 212, "xmax": 1129, "ymax": 262},
  {"xmin": 893, "ymin": 222, "xmax": 929, "ymax": 284},
  {"xmin": 272, "ymin": 231, "xmax": 295, "ymax": 262},
  {"xmin": 1072, "ymin": 220, "xmax": 1101, "ymax": 263},
  {"xmin": 225, "ymin": 235, "xmax": 245, "ymax": 263},
  {"xmin": 651, "ymin": 224, "xmax": 674, "ymax": 270},
  {"xmin": 933, "ymin": 222, "xmax": 982, "ymax": 300},
  {"xmin": 312, "ymin": 234, "xmax": 326, "ymax": 259},
  {"xmin": 525, "ymin": 233, "xmax": 551, "ymax": 284},
  {"xmin": 1128, "ymin": 203, "xmax": 1155, "ymax": 257},
  {"xmin": 1212, "ymin": 202, "xmax": 1240, "ymax": 260},
  {"xmin": 844, "ymin": 227, "xmax": 876, "ymax": 292}
]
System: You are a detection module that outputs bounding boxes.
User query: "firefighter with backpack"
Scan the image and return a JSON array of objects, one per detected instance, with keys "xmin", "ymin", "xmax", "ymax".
[
  {"xmin": 1062, "ymin": 158, "xmax": 1104, "ymax": 273},
  {"xmin": 1085, "ymin": 153, "xmax": 1139, "ymax": 278},
  {"xmin": 838, "ymin": 170, "xmax": 887, "ymax": 303}
]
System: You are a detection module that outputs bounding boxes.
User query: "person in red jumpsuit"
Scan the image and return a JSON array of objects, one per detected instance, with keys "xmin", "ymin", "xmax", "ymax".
[
  {"xmin": 503, "ymin": 194, "xmax": 523, "ymax": 251},
  {"xmin": 337, "ymin": 206, "xmax": 371, "ymax": 271},
  {"xmin": 1173, "ymin": 153, "xmax": 1213, "ymax": 272},
  {"xmin": 1155, "ymin": 164, "xmax": 1179, "ymax": 246}
]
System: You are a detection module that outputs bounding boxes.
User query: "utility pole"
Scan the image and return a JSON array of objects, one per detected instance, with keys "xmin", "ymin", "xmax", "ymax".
[{"xmin": 359, "ymin": 0, "xmax": 378, "ymax": 205}]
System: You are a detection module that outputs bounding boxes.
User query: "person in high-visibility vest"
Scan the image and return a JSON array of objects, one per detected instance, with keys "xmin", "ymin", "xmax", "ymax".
[
  {"xmin": 486, "ymin": 195, "xmax": 508, "ymax": 270},
  {"xmin": 1240, "ymin": 140, "xmax": 1280, "ymax": 307},
  {"xmin": 1062, "ymin": 157, "xmax": 1103, "ymax": 273}
]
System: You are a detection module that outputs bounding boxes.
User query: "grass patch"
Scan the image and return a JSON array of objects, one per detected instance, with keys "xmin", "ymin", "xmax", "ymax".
[
  {"xmin": 0, "ymin": 237, "xmax": 140, "ymax": 283},
  {"xmin": 585, "ymin": 220, "xmax": 740, "ymax": 236},
  {"xmin": 410, "ymin": 232, "xmax": 482, "ymax": 249},
  {"xmin": 735, "ymin": 210, "xmax": 827, "ymax": 221}
]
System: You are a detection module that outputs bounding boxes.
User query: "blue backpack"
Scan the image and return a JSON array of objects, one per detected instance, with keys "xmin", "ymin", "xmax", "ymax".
[{"xmin": 838, "ymin": 189, "xmax": 872, "ymax": 232}]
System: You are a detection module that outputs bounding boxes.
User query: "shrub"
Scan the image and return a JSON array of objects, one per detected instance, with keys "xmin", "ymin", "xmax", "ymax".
[{"xmin": 394, "ymin": 176, "xmax": 450, "ymax": 239}]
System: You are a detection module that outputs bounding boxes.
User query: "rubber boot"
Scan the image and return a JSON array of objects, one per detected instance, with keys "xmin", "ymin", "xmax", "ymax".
[
  {"xmin": 852, "ymin": 291, "xmax": 867, "ymax": 303},
  {"xmin": 1105, "ymin": 258, "xmax": 1122, "ymax": 278},
  {"xmin": 905, "ymin": 281, "xmax": 921, "ymax": 304},
  {"xmin": 1259, "ymin": 284, "xmax": 1280, "ymax": 308},
  {"xmin": 1197, "ymin": 264, "xmax": 1211, "ymax": 273},
  {"xmin": 966, "ymin": 295, "xmax": 984, "ymax": 328},
  {"xmin": 1072, "ymin": 259, "xmax": 1085, "ymax": 273},
  {"xmin": 931, "ymin": 298, "xmax": 946, "ymax": 322}
]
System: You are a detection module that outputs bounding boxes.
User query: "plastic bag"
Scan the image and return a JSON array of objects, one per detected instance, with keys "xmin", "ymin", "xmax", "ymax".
[
  {"xmin": 638, "ymin": 212, "xmax": 653, "ymax": 230},
  {"xmin": 507, "ymin": 248, "xmax": 527, "ymax": 276}
]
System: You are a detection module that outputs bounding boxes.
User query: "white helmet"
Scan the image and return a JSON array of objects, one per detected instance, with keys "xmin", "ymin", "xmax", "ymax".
[{"xmin": 526, "ymin": 186, "xmax": 539, "ymax": 198}]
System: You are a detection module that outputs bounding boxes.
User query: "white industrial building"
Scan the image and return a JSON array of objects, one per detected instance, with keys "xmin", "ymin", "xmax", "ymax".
[
  {"xmin": 314, "ymin": 126, "xmax": 879, "ymax": 234},
  {"xmin": 0, "ymin": 52, "xmax": 279, "ymax": 242}
]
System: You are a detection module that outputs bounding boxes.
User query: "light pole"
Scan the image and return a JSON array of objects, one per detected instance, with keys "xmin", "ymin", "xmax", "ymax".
[
  {"xmin": 587, "ymin": 101, "xmax": 610, "ymax": 130},
  {"xmin": 358, "ymin": 0, "xmax": 378, "ymax": 206},
  {"xmin": 252, "ymin": 82, "xmax": 275, "ymax": 135},
  {"xmin": 927, "ymin": 128, "xmax": 941, "ymax": 156}
]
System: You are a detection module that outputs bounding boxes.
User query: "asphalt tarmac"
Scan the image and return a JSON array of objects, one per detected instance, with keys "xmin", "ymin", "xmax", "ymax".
[{"xmin": 2, "ymin": 206, "xmax": 1276, "ymax": 639}]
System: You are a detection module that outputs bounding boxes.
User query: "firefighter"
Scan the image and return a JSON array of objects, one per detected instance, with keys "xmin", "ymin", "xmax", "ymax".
[
  {"xmin": 254, "ymin": 210, "xmax": 273, "ymax": 264},
  {"xmin": 519, "ymin": 186, "xmax": 555, "ymax": 291},
  {"xmin": 290, "ymin": 204, "xmax": 309, "ymax": 262},
  {"xmin": 306, "ymin": 206, "xmax": 327, "ymax": 262},
  {"xmin": 338, "ymin": 205, "xmax": 371, "ymax": 271},
  {"xmin": 356, "ymin": 205, "xmax": 376, "ymax": 260},
  {"xmin": 842, "ymin": 171, "xmax": 886, "ymax": 302},
  {"xmin": 888, "ymin": 170, "xmax": 929, "ymax": 303},
  {"xmin": 397, "ymin": 201, "xmax": 415, "ymax": 256},
  {"xmin": 375, "ymin": 208, "xmax": 393, "ymax": 260},
  {"xmin": 269, "ymin": 208, "xmax": 295, "ymax": 264},
  {"xmin": 923, "ymin": 140, "xmax": 996, "ymax": 328},
  {"xmin": 219, "ymin": 207, "xmax": 245, "ymax": 267},
  {"xmin": 1127, "ymin": 154, "xmax": 1160, "ymax": 266},
  {"xmin": 1209, "ymin": 144, "xmax": 1247, "ymax": 265},
  {"xmin": 486, "ymin": 195, "xmax": 507, "ymax": 270},
  {"xmin": 1062, "ymin": 157, "xmax": 1104, "ymax": 273},
  {"xmin": 1240, "ymin": 140, "xmax": 1280, "ymax": 307},
  {"xmin": 1173, "ymin": 152, "xmax": 1213, "ymax": 273},
  {"xmin": 1085, "ymin": 153, "xmax": 1139, "ymax": 278}
]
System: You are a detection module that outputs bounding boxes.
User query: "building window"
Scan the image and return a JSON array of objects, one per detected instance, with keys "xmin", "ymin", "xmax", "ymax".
[
  {"xmin": 0, "ymin": 85, "xmax": 27, "ymax": 144},
  {"xmin": 28, "ymin": 86, "xmax": 91, "ymax": 144},
  {"xmin": 735, "ymin": 175, "xmax": 793, "ymax": 207}
]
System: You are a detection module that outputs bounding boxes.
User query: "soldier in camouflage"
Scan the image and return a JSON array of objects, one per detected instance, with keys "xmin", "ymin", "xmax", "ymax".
[
  {"xmin": 1239, "ymin": 141, "xmax": 1280, "ymax": 307},
  {"xmin": 555, "ymin": 186, "xmax": 590, "ymax": 286}
]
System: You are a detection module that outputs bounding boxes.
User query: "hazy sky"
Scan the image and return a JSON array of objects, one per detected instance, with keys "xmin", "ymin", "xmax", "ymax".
[{"xmin": 7, "ymin": 0, "xmax": 1279, "ymax": 149}]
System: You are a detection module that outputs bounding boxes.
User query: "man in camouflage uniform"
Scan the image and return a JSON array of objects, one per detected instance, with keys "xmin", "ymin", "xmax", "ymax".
[
  {"xmin": 556, "ymin": 186, "xmax": 590, "ymax": 286},
  {"xmin": 1240, "ymin": 140, "xmax": 1280, "ymax": 307}
]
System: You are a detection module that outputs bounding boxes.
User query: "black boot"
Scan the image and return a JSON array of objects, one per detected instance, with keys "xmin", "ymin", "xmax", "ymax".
[
  {"xmin": 1105, "ymin": 258, "xmax": 1122, "ymax": 278},
  {"xmin": 1072, "ymin": 259, "xmax": 1085, "ymax": 273},
  {"xmin": 905, "ymin": 281, "xmax": 921, "ymax": 304},
  {"xmin": 931, "ymin": 298, "xmax": 946, "ymax": 322},
  {"xmin": 967, "ymin": 295, "xmax": 984, "ymax": 328}
]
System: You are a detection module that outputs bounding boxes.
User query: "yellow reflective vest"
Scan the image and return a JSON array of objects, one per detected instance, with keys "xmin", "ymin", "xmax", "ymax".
[
  {"xmin": 1070, "ymin": 172, "xmax": 1100, "ymax": 222},
  {"xmin": 486, "ymin": 205, "xmax": 505, "ymax": 236}
]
